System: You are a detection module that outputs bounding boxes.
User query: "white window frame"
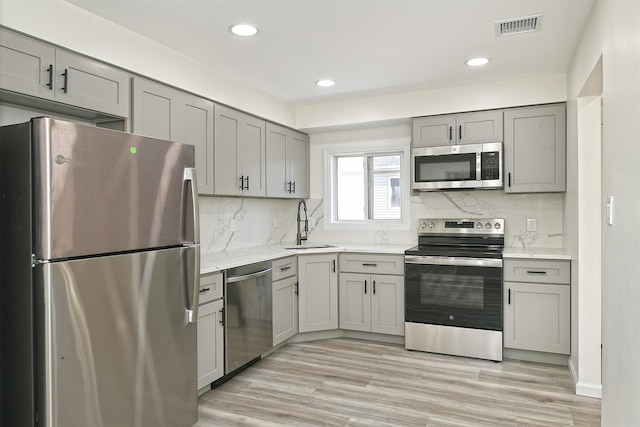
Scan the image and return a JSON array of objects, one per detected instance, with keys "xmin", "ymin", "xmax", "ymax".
[{"xmin": 324, "ymin": 140, "xmax": 410, "ymax": 230}]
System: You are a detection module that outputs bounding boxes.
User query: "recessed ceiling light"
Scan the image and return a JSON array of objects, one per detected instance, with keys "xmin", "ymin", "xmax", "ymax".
[
  {"xmin": 316, "ymin": 79, "xmax": 336, "ymax": 87},
  {"xmin": 465, "ymin": 57, "xmax": 490, "ymax": 66},
  {"xmin": 230, "ymin": 23, "xmax": 258, "ymax": 37}
]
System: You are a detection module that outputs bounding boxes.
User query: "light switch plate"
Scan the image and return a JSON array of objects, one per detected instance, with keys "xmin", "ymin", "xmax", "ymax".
[{"xmin": 526, "ymin": 218, "xmax": 537, "ymax": 232}]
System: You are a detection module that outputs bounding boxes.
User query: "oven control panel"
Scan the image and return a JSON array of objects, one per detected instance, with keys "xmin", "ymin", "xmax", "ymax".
[{"xmin": 418, "ymin": 218, "xmax": 504, "ymax": 235}]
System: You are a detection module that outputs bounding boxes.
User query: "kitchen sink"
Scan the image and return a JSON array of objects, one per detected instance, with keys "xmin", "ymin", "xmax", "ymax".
[{"xmin": 283, "ymin": 243, "xmax": 335, "ymax": 250}]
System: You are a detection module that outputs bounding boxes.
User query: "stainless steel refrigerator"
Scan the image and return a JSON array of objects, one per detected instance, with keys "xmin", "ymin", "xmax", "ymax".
[{"xmin": 0, "ymin": 117, "xmax": 200, "ymax": 427}]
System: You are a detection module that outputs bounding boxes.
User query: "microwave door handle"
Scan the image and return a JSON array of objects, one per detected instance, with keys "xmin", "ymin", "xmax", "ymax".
[{"xmin": 476, "ymin": 152, "xmax": 482, "ymax": 181}]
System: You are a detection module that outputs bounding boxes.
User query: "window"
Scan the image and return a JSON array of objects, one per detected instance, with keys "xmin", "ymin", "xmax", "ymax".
[{"xmin": 325, "ymin": 145, "xmax": 409, "ymax": 229}]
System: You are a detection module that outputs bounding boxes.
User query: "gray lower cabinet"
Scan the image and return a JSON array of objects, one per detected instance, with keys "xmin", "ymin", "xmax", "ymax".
[
  {"xmin": 131, "ymin": 77, "xmax": 214, "ymax": 194},
  {"xmin": 0, "ymin": 28, "xmax": 130, "ymax": 117},
  {"xmin": 503, "ymin": 103, "xmax": 566, "ymax": 193},
  {"xmin": 214, "ymin": 104, "xmax": 266, "ymax": 197},
  {"xmin": 272, "ymin": 256, "xmax": 298, "ymax": 346},
  {"xmin": 265, "ymin": 123, "xmax": 309, "ymax": 198},
  {"xmin": 503, "ymin": 259, "xmax": 571, "ymax": 354},
  {"xmin": 412, "ymin": 110, "xmax": 503, "ymax": 147},
  {"xmin": 197, "ymin": 272, "xmax": 224, "ymax": 392},
  {"xmin": 298, "ymin": 253, "xmax": 338, "ymax": 333},
  {"xmin": 338, "ymin": 253, "xmax": 404, "ymax": 336}
]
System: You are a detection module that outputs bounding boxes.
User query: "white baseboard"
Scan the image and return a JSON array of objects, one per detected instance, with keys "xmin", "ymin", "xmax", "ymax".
[
  {"xmin": 569, "ymin": 358, "xmax": 602, "ymax": 399},
  {"xmin": 576, "ymin": 382, "xmax": 602, "ymax": 399}
]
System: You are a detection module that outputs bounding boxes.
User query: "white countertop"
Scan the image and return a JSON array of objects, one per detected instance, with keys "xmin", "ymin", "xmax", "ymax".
[
  {"xmin": 200, "ymin": 243, "xmax": 413, "ymax": 274},
  {"xmin": 201, "ymin": 244, "xmax": 571, "ymax": 274},
  {"xmin": 502, "ymin": 247, "xmax": 572, "ymax": 260}
]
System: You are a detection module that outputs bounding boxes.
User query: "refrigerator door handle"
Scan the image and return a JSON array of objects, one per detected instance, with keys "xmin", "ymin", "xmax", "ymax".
[
  {"xmin": 184, "ymin": 246, "xmax": 200, "ymax": 323},
  {"xmin": 183, "ymin": 167, "xmax": 200, "ymax": 244}
]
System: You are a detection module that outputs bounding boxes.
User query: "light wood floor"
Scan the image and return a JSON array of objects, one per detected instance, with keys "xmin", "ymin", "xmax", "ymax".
[{"xmin": 196, "ymin": 338, "xmax": 600, "ymax": 426}]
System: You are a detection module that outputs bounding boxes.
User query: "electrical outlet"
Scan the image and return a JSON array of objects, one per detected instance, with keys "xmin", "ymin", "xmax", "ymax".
[{"xmin": 526, "ymin": 218, "xmax": 537, "ymax": 232}]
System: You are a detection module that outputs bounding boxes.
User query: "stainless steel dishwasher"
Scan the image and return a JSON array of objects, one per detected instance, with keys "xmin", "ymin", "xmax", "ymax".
[{"xmin": 224, "ymin": 260, "xmax": 273, "ymax": 374}]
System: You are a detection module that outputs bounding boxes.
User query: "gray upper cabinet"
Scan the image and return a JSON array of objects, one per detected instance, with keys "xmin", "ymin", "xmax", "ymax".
[
  {"xmin": 131, "ymin": 77, "xmax": 214, "ymax": 194},
  {"xmin": 0, "ymin": 28, "xmax": 129, "ymax": 117},
  {"xmin": 503, "ymin": 104, "xmax": 566, "ymax": 193},
  {"xmin": 0, "ymin": 28, "xmax": 56, "ymax": 100},
  {"xmin": 265, "ymin": 123, "xmax": 309, "ymax": 199},
  {"xmin": 214, "ymin": 104, "xmax": 266, "ymax": 197},
  {"xmin": 412, "ymin": 111, "xmax": 503, "ymax": 147}
]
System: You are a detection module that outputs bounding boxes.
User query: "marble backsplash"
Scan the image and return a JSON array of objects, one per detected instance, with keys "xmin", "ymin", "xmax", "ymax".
[{"xmin": 199, "ymin": 190, "xmax": 564, "ymax": 253}]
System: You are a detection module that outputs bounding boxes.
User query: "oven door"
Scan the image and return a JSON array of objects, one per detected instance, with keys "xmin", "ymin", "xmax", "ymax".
[{"xmin": 405, "ymin": 256, "xmax": 502, "ymax": 331}]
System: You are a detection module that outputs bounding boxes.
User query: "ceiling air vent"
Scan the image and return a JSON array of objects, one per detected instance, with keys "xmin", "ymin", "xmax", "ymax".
[{"xmin": 495, "ymin": 14, "xmax": 544, "ymax": 36}]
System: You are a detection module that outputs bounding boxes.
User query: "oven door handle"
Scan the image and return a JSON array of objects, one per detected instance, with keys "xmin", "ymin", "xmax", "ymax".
[{"xmin": 405, "ymin": 255, "xmax": 502, "ymax": 268}]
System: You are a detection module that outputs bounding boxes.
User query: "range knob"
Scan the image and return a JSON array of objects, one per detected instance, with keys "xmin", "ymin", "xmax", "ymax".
[
  {"xmin": 485, "ymin": 222, "xmax": 492, "ymax": 229},
  {"xmin": 494, "ymin": 222, "xmax": 502, "ymax": 230},
  {"xmin": 420, "ymin": 222, "xmax": 427, "ymax": 229},
  {"xmin": 476, "ymin": 222, "xmax": 483, "ymax": 229},
  {"xmin": 428, "ymin": 221, "xmax": 435, "ymax": 229}
]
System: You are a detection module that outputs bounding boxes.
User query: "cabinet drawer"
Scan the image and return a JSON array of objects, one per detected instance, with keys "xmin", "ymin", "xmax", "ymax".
[
  {"xmin": 272, "ymin": 256, "xmax": 297, "ymax": 281},
  {"xmin": 199, "ymin": 272, "xmax": 223, "ymax": 304},
  {"xmin": 503, "ymin": 259, "xmax": 570, "ymax": 284},
  {"xmin": 339, "ymin": 253, "xmax": 404, "ymax": 275}
]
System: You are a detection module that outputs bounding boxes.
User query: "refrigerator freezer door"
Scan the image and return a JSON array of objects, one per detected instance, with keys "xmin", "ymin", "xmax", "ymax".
[
  {"xmin": 36, "ymin": 247, "xmax": 198, "ymax": 427},
  {"xmin": 32, "ymin": 117, "xmax": 197, "ymax": 261}
]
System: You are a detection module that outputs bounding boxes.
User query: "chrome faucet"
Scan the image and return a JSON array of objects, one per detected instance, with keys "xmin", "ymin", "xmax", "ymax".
[{"xmin": 296, "ymin": 200, "xmax": 308, "ymax": 245}]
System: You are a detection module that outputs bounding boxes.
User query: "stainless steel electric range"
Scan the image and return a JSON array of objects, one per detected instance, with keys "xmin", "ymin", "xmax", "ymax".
[{"xmin": 404, "ymin": 218, "xmax": 505, "ymax": 361}]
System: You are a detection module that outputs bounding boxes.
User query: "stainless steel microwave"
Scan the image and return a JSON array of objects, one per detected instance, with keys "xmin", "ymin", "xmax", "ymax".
[{"xmin": 412, "ymin": 142, "xmax": 502, "ymax": 190}]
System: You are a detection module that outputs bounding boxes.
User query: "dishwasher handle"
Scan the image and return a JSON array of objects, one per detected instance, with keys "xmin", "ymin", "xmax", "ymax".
[{"xmin": 226, "ymin": 267, "xmax": 272, "ymax": 283}]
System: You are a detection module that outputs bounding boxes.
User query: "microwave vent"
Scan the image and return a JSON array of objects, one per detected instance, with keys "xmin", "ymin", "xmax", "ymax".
[{"xmin": 495, "ymin": 14, "xmax": 544, "ymax": 36}]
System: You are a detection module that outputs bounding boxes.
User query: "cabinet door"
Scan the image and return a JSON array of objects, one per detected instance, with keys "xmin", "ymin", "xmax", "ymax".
[
  {"xmin": 288, "ymin": 132, "xmax": 309, "ymax": 198},
  {"xmin": 183, "ymin": 95, "xmax": 214, "ymax": 195},
  {"xmin": 504, "ymin": 104, "xmax": 566, "ymax": 193},
  {"xmin": 0, "ymin": 28, "xmax": 55, "ymax": 100},
  {"xmin": 239, "ymin": 114, "xmax": 266, "ymax": 197},
  {"xmin": 456, "ymin": 110, "xmax": 503, "ymax": 144},
  {"xmin": 197, "ymin": 298, "xmax": 224, "ymax": 390},
  {"xmin": 132, "ymin": 77, "xmax": 214, "ymax": 195},
  {"xmin": 272, "ymin": 275, "xmax": 298, "ymax": 346},
  {"xmin": 370, "ymin": 274, "xmax": 404, "ymax": 336},
  {"xmin": 265, "ymin": 123, "xmax": 289, "ymax": 198},
  {"xmin": 265, "ymin": 123, "xmax": 309, "ymax": 199},
  {"xmin": 504, "ymin": 282, "xmax": 570, "ymax": 354},
  {"xmin": 214, "ymin": 105, "xmax": 241, "ymax": 196},
  {"xmin": 55, "ymin": 50, "xmax": 130, "ymax": 117},
  {"xmin": 339, "ymin": 273, "xmax": 370, "ymax": 332},
  {"xmin": 298, "ymin": 254, "xmax": 338, "ymax": 333},
  {"xmin": 131, "ymin": 77, "xmax": 182, "ymax": 140},
  {"xmin": 412, "ymin": 115, "xmax": 456, "ymax": 147}
]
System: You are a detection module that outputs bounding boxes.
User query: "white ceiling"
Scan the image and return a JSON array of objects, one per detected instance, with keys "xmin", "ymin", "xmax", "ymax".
[{"xmin": 65, "ymin": 0, "xmax": 594, "ymax": 105}]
